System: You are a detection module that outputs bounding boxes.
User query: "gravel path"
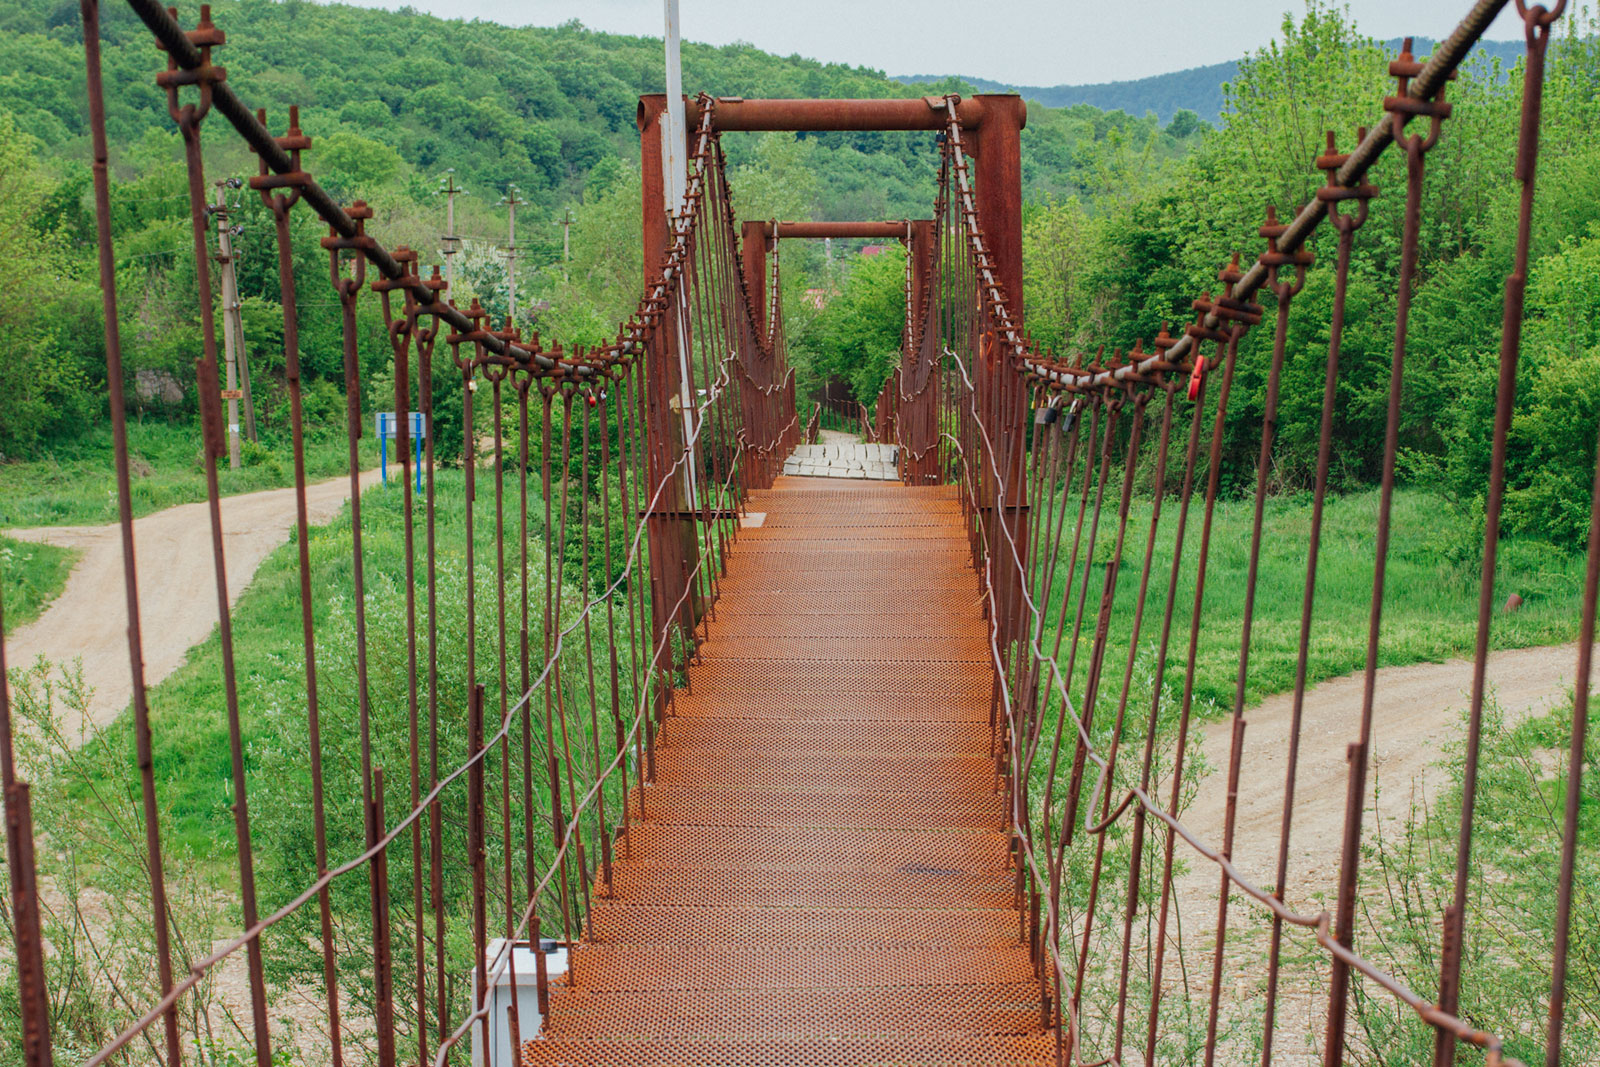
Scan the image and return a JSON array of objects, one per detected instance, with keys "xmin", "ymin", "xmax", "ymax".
[
  {"xmin": 1144, "ymin": 642, "xmax": 1580, "ymax": 1060},
  {"xmin": 4, "ymin": 471, "xmax": 380, "ymax": 735},
  {"xmin": 1185, "ymin": 641, "xmax": 1578, "ymax": 905}
]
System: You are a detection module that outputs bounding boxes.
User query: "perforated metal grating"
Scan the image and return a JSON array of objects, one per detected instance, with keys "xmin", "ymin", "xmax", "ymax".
[
  {"xmin": 601, "ymin": 866, "xmax": 1016, "ymax": 910},
  {"xmin": 519, "ymin": 1033, "xmax": 1054, "ymax": 1066},
  {"xmin": 625, "ymin": 787, "xmax": 1005, "ymax": 831},
  {"xmin": 524, "ymin": 475, "xmax": 1053, "ymax": 1066},
  {"xmin": 535, "ymin": 985, "xmax": 1043, "ymax": 1041},
  {"xmin": 653, "ymin": 717, "xmax": 991, "ymax": 753}
]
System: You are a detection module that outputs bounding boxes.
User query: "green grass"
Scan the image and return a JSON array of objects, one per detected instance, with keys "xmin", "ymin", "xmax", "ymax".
[
  {"xmin": 0, "ymin": 419, "xmax": 354, "ymax": 528},
  {"xmin": 74, "ymin": 464, "xmax": 640, "ymax": 855},
  {"xmin": 0, "ymin": 534, "xmax": 75, "ymax": 633},
  {"xmin": 1040, "ymin": 487, "xmax": 1587, "ymax": 713},
  {"xmin": 92, "ymin": 471, "xmax": 474, "ymax": 855},
  {"xmin": 0, "ymin": 534, "xmax": 76, "ymax": 634}
]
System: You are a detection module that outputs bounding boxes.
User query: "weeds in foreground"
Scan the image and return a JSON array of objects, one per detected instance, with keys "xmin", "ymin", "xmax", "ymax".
[
  {"xmin": 1350, "ymin": 694, "xmax": 1599, "ymax": 1064},
  {"xmin": 0, "ymin": 660, "xmax": 245, "ymax": 1067}
]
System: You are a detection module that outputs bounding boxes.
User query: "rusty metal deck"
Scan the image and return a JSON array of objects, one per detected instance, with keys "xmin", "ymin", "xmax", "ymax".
[{"xmin": 523, "ymin": 476, "xmax": 1051, "ymax": 1066}]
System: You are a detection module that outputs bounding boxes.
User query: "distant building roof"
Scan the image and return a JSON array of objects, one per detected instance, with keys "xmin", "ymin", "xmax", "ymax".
[{"xmin": 860, "ymin": 245, "xmax": 887, "ymax": 257}]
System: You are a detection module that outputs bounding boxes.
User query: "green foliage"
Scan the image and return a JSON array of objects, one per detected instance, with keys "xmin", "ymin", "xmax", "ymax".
[
  {"xmin": 314, "ymin": 131, "xmax": 405, "ymax": 200},
  {"xmin": 0, "ymin": 534, "xmax": 75, "ymax": 633},
  {"xmin": 0, "ymin": 420, "xmax": 352, "ymax": 528},
  {"xmin": 0, "ymin": 0, "xmax": 1233, "ymax": 490},
  {"xmin": 1020, "ymin": 2, "xmax": 1600, "ymax": 551},
  {"xmin": 789, "ymin": 246, "xmax": 906, "ymax": 403},
  {"xmin": 1506, "ymin": 344, "xmax": 1600, "ymax": 544},
  {"xmin": 1021, "ymin": 195, "xmax": 1089, "ymax": 350},
  {"xmin": 0, "ymin": 111, "xmax": 98, "ymax": 457},
  {"xmin": 1217, "ymin": 4, "xmax": 1390, "ymax": 222},
  {"xmin": 731, "ymin": 133, "xmax": 821, "ymax": 223},
  {"xmin": 0, "ymin": 0, "xmax": 1082, "ymax": 218},
  {"xmin": 534, "ymin": 161, "xmax": 643, "ymax": 346},
  {"xmin": 1020, "ymin": 102, "xmax": 1203, "ymax": 207},
  {"xmin": 1350, "ymin": 696, "xmax": 1600, "ymax": 1062}
]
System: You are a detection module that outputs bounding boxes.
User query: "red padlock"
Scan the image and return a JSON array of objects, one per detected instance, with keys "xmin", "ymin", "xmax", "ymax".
[{"xmin": 1187, "ymin": 353, "xmax": 1208, "ymax": 401}]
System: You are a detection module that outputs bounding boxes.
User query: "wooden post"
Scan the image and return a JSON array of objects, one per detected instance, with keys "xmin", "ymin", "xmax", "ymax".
[{"xmin": 213, "ymin": 180, "xmax": 248, "ymax": 465}]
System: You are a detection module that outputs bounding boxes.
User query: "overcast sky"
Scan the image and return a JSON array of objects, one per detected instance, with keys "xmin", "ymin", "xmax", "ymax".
[{"xmin": 338, "ymin": 0, "xmax": 1527, "ymax": 86}]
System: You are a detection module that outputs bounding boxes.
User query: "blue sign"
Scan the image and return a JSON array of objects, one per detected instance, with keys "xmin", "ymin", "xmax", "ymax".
[{"xmin": 376, "ymin": 411, "xmax": 428, "ymax": 491}]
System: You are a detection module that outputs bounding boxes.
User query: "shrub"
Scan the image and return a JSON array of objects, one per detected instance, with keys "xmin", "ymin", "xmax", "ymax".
[{"xmin": 1506, "ymin": 344, "xmax": 1600, "ymax": 545}]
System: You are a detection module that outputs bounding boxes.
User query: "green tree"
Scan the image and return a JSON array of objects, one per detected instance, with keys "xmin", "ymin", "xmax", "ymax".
[
  {"xmin": 1022, "ymin": 195, "xmax": 1089, "ymax": 351},
  {"xmin": 731, "ymin": 132, "xmax": 821, "ymax": 223},
  {"xmin": 534, "ymin": 161, "xmax": 643, "ymax": 346},
  {"xmin": 0, "ymin": 110, "xmax": 96, "ymax": 457},
  {"xmin": 790, "ymin": 245, "xmax": 906, "ymax": 403},
  {"xmin": 1505, "ymin": 345, "xmax": 1600, "ymax": 544},
  {"xmin": 316, "ymin": 131, "xmax": 405, "ymax": 201}
]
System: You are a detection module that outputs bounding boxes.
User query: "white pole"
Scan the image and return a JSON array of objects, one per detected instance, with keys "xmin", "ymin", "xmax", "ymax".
[
  {"xmin": 662, "ymin": 0, "xmax": 688, "ymax": 216},
  {"xmin": 214, "ymin": 182, "xmax": 242, "ymax": 469},
  {"xmin": 663, "ymin": 0, "xmax": 697, "ymax": 507}
]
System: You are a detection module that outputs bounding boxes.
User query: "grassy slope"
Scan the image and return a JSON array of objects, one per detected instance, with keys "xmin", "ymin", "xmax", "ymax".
[
  {"xmin": 105, "ymin": 473, "xmax": 447, "ymax": 854},
  {"xmin": 1041, "ymin": 487, "xmax": 1585, "ymax": 712},
  {"xmin": 0, "ymin": 535, "xmax": 76, "ymax": 634},
  {"xmin": 86, "ymin": 466, "xmax": 596, "ymax": 855},
  {"xmin": 0, "ymin": 420, "xmax": 356, "ymax": 528}
]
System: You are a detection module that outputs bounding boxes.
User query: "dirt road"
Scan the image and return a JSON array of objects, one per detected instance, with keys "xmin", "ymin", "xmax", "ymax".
[
  {"xmin": 4, "ymin": 471, "xmax": 380, "ymax": 735},
  {"xmin": 1184, "ymin": 642, "xmax": 1578, "ymax": 905},
  {"xmin": 1122, "ymin": 644, "xmax": 1580, "ymax": 1061}
]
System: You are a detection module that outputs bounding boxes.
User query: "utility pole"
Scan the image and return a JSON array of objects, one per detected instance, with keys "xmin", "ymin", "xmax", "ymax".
[
  {"xmin": 559, "ymin": 208, "xmax": 572, "ymax": 281},
  {"xmin": 500, "ymin": 184, "xmax": 528, "ymax": 326},
  {"xmin": 213, "ymin": 178, "xmax": 253, "ymax": 467},
  {"xmin": 662, "ymin": 0, "xmax": 697, "ymax": 506},
  {"xmin": 661, "ymin": 0, "xmax": 688, "ymax": 213},
  {"xmin": 437, "ymin": 169, "xmax": 463, "ymax": 299}
]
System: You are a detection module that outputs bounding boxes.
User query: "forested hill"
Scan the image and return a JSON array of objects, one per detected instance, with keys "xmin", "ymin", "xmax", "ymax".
[
  {"xmin": 0, "ymin": 0, "xmax": 1207, "ymax": 455},
  {"xmin": 5, "ymin": 0, "xmax": 1600, "ymax": 569},
  {"xmin": 898, "ymin": 36, "xmax": 1527, "ymax": 123},
  {"xmin": 0, "ymin": 0, "xmax": 938, "ymax": 206},
  {"xmin": 899, "ymin": 62, "xmax": 1236, "ymax": 126},
  {"xmin": 0, "ymin": 0, "xmax": 1199, "ymax": 220}
]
